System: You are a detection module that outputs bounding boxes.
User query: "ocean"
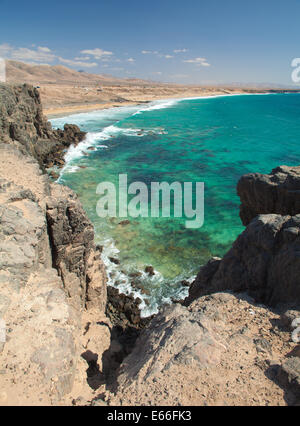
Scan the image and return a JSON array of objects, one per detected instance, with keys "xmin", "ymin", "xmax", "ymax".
[{"xmin": 51, "ymin": 93, "xmax": 300, "ymax": 316}]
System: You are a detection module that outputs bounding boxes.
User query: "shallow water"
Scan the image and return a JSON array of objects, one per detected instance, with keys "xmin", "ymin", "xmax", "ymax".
[{"xmin": 51, "ymin": 93, "xmax": 300, "ymax": 315}]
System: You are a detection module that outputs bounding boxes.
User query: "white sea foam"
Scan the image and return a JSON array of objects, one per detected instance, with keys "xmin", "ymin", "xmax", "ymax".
[
  {"xmin": 98, "ymin": 236, "xmax": 190, "ymax": 317},
  {"xmin": 133, "ymin": 99, "xmax": 179, "ymax": 115},
  {"xmin": 52, "ymin": 91, "xmax": 282, "ymax": 313},
  {"xmin": 100, "ymin": 238, "xmax": 155, "ymax": 317},
  {"xmin": 54, "ymin": 94, "xmax": 230, "ymax": 177},
  {"xmin": 57, "ymin": 121, "xmax": 168, "ymax": 179}
]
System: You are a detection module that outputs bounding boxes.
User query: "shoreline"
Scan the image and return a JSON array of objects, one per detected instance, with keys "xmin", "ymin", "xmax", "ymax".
[
  {"xmin": 43, "ymin": 90, "xmax": 254, "ymax": 119},
  {"xmin": 45, "ymin": 89, "xmax": 298, "ymax": 119},
  {"xmin": 48, "ymin": 89, "xmax": 300, "ymax": 318},
  {"xmin": 48, "ymin": 89, "xmax": 294, "ymax": 317},
  {"xmin": 45, "ymin": 100, "xmax": 144, "ymax": 119},
  {"xmin": 1, "ymin": 82, "xmax": 300, "ymax": 406}
]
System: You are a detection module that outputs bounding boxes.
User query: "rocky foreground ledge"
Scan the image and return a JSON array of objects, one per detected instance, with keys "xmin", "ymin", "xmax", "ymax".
[{"xmin": 0, "ymin": 83, "xmax": 299, "ymax": 406}]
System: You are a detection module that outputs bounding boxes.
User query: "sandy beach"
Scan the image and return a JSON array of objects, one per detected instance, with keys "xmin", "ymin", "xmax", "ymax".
[
  {"xmin": 6, "ymin": 60, "xmax": 295, "ymax": 119},
  {"xmin": 42, "ymin": 85, "xmax": 243, "ymax": 118}
]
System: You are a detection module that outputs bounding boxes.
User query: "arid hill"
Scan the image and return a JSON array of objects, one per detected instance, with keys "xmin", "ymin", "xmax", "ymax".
[
  {"xmin": 5, "ymin": 60, "xmax": 298, "ymax": 117},
  {"xmin": 5, "ymin": 60, "xmax": 163, "ymax": 87}
]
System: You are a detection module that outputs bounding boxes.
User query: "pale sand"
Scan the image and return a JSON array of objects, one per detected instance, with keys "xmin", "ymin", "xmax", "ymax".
[
  {"xmin": 6, "ymin": 60, "xmax": 293, "ymax": 119},
  {"xmin": 41, "ymin": 84, "xmax": 251, "ymax": 118},
  {"xmin": 45, "ymin": 100, "xmax": 142, "ymax": 118}
]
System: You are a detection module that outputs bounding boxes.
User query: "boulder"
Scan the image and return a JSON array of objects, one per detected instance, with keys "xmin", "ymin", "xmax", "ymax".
[
  {"xmin": 186, "ymin": 214, "xmax": 300, "ymax": 307},
  {"xmin": 106, "ymin": 292, "xmax": 291, "ymax": 406},
  {"xmin": 278, "ymin": 357, "xmax": 300, "ymax": 398},
  {"xmin": 237, "ymin": 165, "xmax": 300, "ymax": 226}
]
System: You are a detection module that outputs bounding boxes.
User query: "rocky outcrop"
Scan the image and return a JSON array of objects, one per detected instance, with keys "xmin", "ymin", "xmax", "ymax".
[
  {"xmin": 0, "ymin": 83, "xmax": 86, "ymax": 169},
  {"xmin": 185, "ymin": 257, "xmax": 221, "ymax": 304},
  {"xmin": 106, "ymin": 292, "xmax": 296, "ymax": 406},
  {"xmin": 185, "ymin": 214, "xmax": 300, "ymax": 307},
  {"xmin": 185, "ymin": 165, "xmax": 300, "ymax": 308},
  {"xmin": 237, "ymin": 165, "xmax": 300, "ymax": 226},
  {"xmin": 278, "ymin": 357, "xmax": 300, "ymax": 398},
  {"xmin": 0, "ymin": 123, "xmax": 107, "ymax": 404},
  {"xmin": 106, "ymin": 286, "xmax": 152, "ymax": 329},
  {"xmin": 1, "ymin": 82, "xmax": 300, "ymax": 406},
  {"xmin": 46, "ymin": 183, "xmax": 106, "ymax": 311},
  {"xmin": 0, "ymin": 172, "xmax": 79, "ymax": 403}
]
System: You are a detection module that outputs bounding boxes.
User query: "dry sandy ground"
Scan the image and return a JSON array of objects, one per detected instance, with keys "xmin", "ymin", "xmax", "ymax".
[
  {"xmin": 40, "ymin": 84, "xmax": 244, "ymax": 118},
  {"xmin": 5, "ymin": 60, "xmax": 294, "ymax": 118}
]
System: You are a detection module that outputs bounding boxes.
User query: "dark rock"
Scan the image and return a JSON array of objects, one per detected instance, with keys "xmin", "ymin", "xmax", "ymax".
[
  {"xmin": 106, "ymin": 286, "xmax": 152, "ymax": 330},
  {"xmin": 109, "ymin": 257, "xmax": 120, "ymax": 265},
  {"xmin": 185, "ymin": 215, "xmax": 300, "ymax": 307},
  {"xmin": 0, "ymin": 83, "xmax": 86, "ymax": 169},
  {"xmin": 46, "ymin": 184, "xmax": 107, "ymax": 311},
  {"xmin": 145, "ymin": 265, "xmax": 155, "ymax": 276},
  {"xmin": 96, "ymin": 244, "xmax": 103, "ymax": 253},
  {"xmin": 237, "ymin": 165, "xmax": 300, "ymax": 226},
  {"xmin": 281, "ymin": 310, "xmax": 300, "ymax": 330},
  {"xmin": 278, "ymin": 357, "xmax": 300, "ymax": 397},
  {"xmin": 184, "ymin": 257, "xmax": 221, "ymax": 305},
  {"xmin": 49, "ymin": 171, "xmax": 59, "ymax": 180},
  {"xmin": 130, "ymin": 280, "xmax": 151, "ymax": 296},
  {"xmin": 118, "ymin": 220, "xmax": 130, "ymax": 226},
  {"xmin": 129, "ymin": 271, "xmax": 142, "ymax": 279}
]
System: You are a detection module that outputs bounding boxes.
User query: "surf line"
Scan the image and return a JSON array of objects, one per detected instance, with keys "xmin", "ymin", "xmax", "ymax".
[{"xmin": 96, "ymin": 174, "xmax": 204, "ymax": 229}]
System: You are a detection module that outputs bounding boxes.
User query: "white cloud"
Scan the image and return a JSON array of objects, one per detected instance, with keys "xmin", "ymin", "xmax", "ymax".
[
  {"xmin": 174, "ymin": 49, "xmax": 188, "ymax": 53},
  {"xmin": 170, "ymin": 74, "xmax": 189, "ymax": 78},
  {"xmin": 58, "ymin": 57, "xmax": 98, "ymax": 68},
  {"xmin": 0, "ymin": 43, "xmax": 100, "ymax": 69},
  {"xmin": 74, "ymin": 56, "xmax": 90, "ymax": 61},
  {"xmin": 81, "ymin": 48, "xmax": 113, "ymax": 60},
  {"xmin": 141, "ymin": 50, "xmax": 159, "ymax": 54},
  {"xmin": 0, "ymin": 44, "xmax": 56, "ymax": 63},
  {"xmin": 183, "ymin": 57, "xmax": 210, "ymax": 66},
  {"xmin": 38, "ymin": 46, "xmax": 52, "ymax": 53},
  {"xmin": 152, "ymin": 71, "xmax": 162, "ymax": 75},
  {"xmin": 127, "ymin": 58, "xmax": 135, "ymax": 62},
  {"xmin": 143, "ymin": 50, "xmax": 174, "ymax": 59},
  {"xmin": 142, "ymin": 49, "xmax": 188, "ymax": 57}
]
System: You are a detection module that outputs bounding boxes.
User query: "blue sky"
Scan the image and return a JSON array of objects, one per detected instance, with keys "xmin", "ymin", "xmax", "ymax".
[{"xmin": 0, "ymin": 0, "xmax": 299, "ymax": 85}]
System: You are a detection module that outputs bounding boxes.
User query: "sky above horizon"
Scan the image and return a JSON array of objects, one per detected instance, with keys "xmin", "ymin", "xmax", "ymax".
[{"xmin": 0, "ymin": 0, "xmax": 299, "ymax": 86}]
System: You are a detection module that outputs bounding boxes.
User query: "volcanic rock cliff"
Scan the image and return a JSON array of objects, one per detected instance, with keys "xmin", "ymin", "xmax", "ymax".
[
  {"xmin": 106, "ymin": 165, "xmax": 300, "ymax": 406},
  {"xmin": 0, "ymin": 83, "xmax": 86, "ymax": 169},
  {"xmin": 186, "ymin": 167, "xmax": 300, "ymax": 307},
  {"xmin": 0, "ymin": 84, "xmax": 109, "ymax": 404},
  {"xmin": 0, "ymin": 83, "xmax": 299, "ymax": 406}
]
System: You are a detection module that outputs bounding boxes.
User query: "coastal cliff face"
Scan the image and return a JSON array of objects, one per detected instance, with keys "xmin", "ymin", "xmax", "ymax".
[
  {"xmin": 186, "ymin": 214, "xmax": 300, "ymax": 307},
  {"xmin": 0, "ymin": 83, "xmax": 299, "ymax": 406},
  {"xmin": 186, "ymin": 166, "xmax": 300, "ymax": 308},
  {"xmin": 237, "ymin": 166, "xmax": 300, "ymax": 226},
  {"xmin": 106, "ymin": 166, "xmax": 300, "ymax": 406},
  {"xmin": 0, "ymin": 83, "xmax": 86, "ymax": 169},
  {"xmin": 0, "ymin": 84, "xmax": 108, "ymax": 405},
  {"xmin": 108, "ymin": 292, "xmax": 298, "ymax": 406}
]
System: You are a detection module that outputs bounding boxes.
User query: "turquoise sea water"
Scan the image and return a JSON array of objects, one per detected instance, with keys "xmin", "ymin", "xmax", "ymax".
[{"xmin": 51, "ymin": 93, "xmax": 300, "ymax": 315}]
